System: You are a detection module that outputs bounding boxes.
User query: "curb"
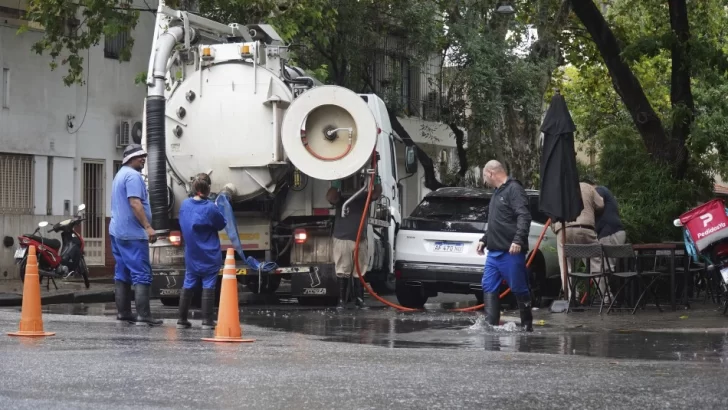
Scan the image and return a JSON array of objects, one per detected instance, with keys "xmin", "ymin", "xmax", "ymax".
[{"xmin": 0, "ymin": 290, "xmax": 115, "ymax": 307}]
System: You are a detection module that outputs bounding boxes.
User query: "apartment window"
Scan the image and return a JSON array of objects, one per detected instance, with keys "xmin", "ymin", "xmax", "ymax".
[
  {"xmin": 104, "ymin": 31, "xmax": 129, "ymax": 60},
  {"xmin": 2, "ymin": 68, "xmax": 9, "ymax": 108},
  {"xmin": 113, "ymin": 160, "xmax": 123, "ymax": 177},
  {"xmin": 0, "ymin": 153, "xmax": 34, "ymax": 214}
]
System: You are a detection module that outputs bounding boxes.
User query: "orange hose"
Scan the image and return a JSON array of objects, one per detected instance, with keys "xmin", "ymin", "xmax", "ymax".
[{"xmin": 449, "ymin": 218, "xmax": 552, "ymax": 312}]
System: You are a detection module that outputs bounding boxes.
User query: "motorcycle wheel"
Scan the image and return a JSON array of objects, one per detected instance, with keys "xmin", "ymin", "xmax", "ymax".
[
  {"xmin": 18, "ymin": 258, "xmax": 42, "ymax": 284},
  {"xmin": 77, "ymin": 258, "xmax": 90, "ymax": 289}
]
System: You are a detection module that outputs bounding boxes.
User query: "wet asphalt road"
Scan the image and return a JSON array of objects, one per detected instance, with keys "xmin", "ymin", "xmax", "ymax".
[{"xmin": 1, "ymin": 296, "xmax": 728, "ymax": 409}]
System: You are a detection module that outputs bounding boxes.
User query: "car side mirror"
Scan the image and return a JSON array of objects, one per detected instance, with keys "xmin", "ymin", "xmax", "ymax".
[{"xmin": 404, "ymin": 145, "xmax": 418, "ymax": 174}]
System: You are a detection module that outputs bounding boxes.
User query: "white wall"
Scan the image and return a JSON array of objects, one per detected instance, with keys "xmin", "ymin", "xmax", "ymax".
[
  {"xmin": 0, "ymin": 1, "xmax": 156, "ymax": 216},
  {"xmin": 0, "ymin": 1, "xmax": 157, "ymax": 277}
]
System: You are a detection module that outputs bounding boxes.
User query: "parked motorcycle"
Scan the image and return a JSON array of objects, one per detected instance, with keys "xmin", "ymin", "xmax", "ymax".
[
  {"xmin": 674, "ymin": 198, "xmax": 728, "ymax": 314},
  {"xmin": 14, "ymin": 204, "xmax": 90, "ymax": 289}
]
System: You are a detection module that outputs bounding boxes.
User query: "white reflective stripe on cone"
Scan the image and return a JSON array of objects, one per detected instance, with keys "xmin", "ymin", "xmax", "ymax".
[{"xmin": 223, "ymin": 274, "xmax": 236, "ymax": 279}]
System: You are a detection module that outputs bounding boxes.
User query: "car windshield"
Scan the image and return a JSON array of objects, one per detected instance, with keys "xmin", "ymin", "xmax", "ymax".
[{"xmin": 410, "ymin": 197, "xmax": 490, "ymax": 222}]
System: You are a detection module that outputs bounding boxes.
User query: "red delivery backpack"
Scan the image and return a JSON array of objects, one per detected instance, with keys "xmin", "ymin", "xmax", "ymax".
[{"xmin": 679, "ymin": 198, "xmax": 728, "ymax": 252}]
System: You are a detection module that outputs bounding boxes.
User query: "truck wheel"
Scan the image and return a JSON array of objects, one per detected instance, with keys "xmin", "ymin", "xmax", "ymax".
[
  {"xmin": 370, "ymin": 272, "xmax": 396, "ymax": 295},
  {"xmin": 246, "ymin": 275, "xmax": 282, "ymax": 294},
  {"xmin": 394, "ymin": 280, "xmax": 428, "ymax": 309},
  {"xmin": 298, "ymin": 296, "xmax": 338, "ymax": 307},
  {"xmin": 160, "ymin": 297, "xmax": 179, "ymax": 307}
]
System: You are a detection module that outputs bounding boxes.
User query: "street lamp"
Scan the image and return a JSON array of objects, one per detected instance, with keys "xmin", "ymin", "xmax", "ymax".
[{"xmin": 495, "ymin": 1, "xmax": 516, "ymax": 15}]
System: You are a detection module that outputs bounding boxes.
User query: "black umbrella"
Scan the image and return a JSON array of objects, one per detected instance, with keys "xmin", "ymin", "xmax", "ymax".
[{"xmin": 538, "ymin": 90, "xmax": 583, "ymax": 302}]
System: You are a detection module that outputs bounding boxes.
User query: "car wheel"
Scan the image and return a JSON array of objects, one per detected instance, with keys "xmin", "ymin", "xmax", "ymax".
[{"xmin": 394, "ymin": 280, "xmax": 428, "ymax": 309}]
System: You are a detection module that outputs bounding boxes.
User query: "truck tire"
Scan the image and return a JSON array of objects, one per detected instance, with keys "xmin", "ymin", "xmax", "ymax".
[
  {"xmin": 245, "ymin": 275, "xmax": 282, "ymax": 294},
  {"xmin": 394, "ymin": 280, "xmax": 428, "ymax": 309},
  {"xmin": 160, "ymin": 297, "xmax": 179, "ymax": 307},
  {"xmin": 370, "ymin": 272, "xmax": 396, "ymax": 295},
  {"xmin": 297, "ymin": 296, "xmax": 338, "ymax": 307}
]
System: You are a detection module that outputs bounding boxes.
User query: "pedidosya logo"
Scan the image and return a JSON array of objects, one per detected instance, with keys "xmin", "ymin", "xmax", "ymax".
[{"xmin": 697, "ymin": 212, "xmax": 726, "ymax": 239}]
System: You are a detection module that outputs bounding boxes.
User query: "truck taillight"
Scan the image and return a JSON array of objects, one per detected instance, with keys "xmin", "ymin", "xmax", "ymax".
[
  {"xmin": 169, "ymin": 231, "xmax": 182, "ymax": 247},
  {"xmin": 293, "ymin": 229, "xmax": 307, "ymax": 244}
]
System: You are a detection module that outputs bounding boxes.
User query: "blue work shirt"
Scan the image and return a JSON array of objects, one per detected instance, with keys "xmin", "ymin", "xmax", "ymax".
[
  {"xmin": 179, "ymin": 198, "xmax": 227, "ymax": 274},
  {"xmin": 110, "ymin": 165, "xmax": 152, "ymax": 240}
]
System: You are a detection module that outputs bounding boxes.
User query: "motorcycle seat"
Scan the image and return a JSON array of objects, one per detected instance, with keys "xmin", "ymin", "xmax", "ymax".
[{"xmin": 27, "ymin": 235, "xmax": 61, "ymax": 250}]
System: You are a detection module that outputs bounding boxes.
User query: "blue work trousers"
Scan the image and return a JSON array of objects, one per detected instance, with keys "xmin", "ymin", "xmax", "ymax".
[
  {"xmin": 111, "ymin": 236, "xmax": 152, "ymax": 285},
  {"xmin": 482, "ymin": 251, "xmax": 529, "ymax": 297},
  {"xmin": 183, "ymin": 270, "xmax": 219, "ymax": 290}
]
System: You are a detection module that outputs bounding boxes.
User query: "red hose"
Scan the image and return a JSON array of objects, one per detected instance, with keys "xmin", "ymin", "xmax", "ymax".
[{"xmin": 352, "ymin": 154, "xmax": 551, "ymax": 313}]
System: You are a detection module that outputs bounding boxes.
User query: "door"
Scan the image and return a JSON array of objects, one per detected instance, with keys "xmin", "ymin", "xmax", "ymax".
[{"xmin": 82, "ymin": 160, "xmax": 105, "ymax": 265}]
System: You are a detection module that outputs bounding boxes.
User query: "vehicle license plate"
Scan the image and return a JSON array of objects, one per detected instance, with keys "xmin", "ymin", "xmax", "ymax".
[
  {"xmin": 433, "ymin": 242, "xmax": 464, "ymax": 253},
  {"xmin": 720, "ymin": 267, "xmax": 728, "ymax": 284},
  {"xmin": 14, "ymin": 247, "xmax": 26, "ymax": 259}
]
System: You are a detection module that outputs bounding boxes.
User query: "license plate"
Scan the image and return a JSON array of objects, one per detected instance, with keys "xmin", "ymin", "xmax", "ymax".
[
  {"xmin": 433, "ymin": 242, "xmax": 464, "ymax": 253},
  {"xmin": 720, "ymin": 267, "xmax": 728, "ymax": 284},
  {"xmin": 14, "ymin": 247, "xmax": 26, "ymax": 259}
]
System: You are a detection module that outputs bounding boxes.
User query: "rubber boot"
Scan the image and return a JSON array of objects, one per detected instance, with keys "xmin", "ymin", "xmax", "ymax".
[
  {"xmin": 201, "ymin": 288, "xmax": 217, "ymax": 330},
  {"xmin": 176, "ymin": 288, "xmax": 193, "ymax": 329},
  {"xmin": 337, "ymin": 277, "xmax": 348, "ymax": 309},
  {"xmin": 134, "ymin": 284, "xmax": 163, "ymax": 326},
  {"xmin": 354, "ymin": 277, "xmax": 366, "ymax": 309},
  {"xmin": 484, "ymin": 292, "xmax": 501, "ymax": 327},
  {"xmin": 516, "ymin": 294, "xmax": 534, "ymax": 332},
  {"xmin": 114, "ymin": 281, "xmax": 135, "ymax": 323}
]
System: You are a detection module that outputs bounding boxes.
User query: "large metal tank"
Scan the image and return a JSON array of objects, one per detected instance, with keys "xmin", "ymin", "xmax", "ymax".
[{"xmin": 163, "ymin": 43, "xmax": 294, "ymax": 203}]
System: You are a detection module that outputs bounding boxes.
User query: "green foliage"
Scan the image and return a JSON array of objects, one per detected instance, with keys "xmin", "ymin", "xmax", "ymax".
[{"xmin": 22, "ymin": 0, "xmax": 140, "ymax": 85}]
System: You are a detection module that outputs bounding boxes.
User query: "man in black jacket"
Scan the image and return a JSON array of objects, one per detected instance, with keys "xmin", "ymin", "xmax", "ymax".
[{"xmin": 476, "ymin": 160, "xmax": 533, "ymax": 331}]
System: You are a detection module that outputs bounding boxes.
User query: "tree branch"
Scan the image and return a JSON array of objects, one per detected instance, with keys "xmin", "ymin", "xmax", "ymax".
[
  {"xmin": 448, "ymin": 123, "xmax": 468, "ymax": 178},
  {"xmin": 570, "ymin": 0, "xmax": 672, "ymax": 164}
]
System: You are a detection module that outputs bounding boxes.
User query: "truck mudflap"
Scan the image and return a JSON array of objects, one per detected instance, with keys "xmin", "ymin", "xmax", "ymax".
[
  {"xmin": 151, "ymin": 265, "xmax": 252, "ymax": 299},
  {"xmin": 288, "ymin": 263, "xmax": 339, "ymax": 298}
]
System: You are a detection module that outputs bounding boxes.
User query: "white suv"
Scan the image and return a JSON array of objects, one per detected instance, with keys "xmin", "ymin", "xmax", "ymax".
[{"xmin": 394, "ymin": 187, "xmax": 560, "ymax": 308}]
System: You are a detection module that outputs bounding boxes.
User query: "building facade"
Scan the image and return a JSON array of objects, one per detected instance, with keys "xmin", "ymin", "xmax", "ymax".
[{"xmin": 0, "ymin": 0, "xmax": 155, "ymax": 279}]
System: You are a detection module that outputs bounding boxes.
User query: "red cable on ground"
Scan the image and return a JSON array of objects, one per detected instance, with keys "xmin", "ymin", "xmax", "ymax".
[{"xmin": 352, "ymin": 154, "xmax": 552, "ymax": 313}]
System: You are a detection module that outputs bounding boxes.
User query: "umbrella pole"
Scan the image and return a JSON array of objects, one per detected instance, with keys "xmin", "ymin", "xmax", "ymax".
[{"xmin": 561, "ymin": 227, "xmax": 568, "ymax": 300}]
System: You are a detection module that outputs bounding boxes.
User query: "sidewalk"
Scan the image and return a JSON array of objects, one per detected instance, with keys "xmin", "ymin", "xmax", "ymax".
[{"xmin": 0, "ymin": 278, "xmax": 115, "ymax": 307}]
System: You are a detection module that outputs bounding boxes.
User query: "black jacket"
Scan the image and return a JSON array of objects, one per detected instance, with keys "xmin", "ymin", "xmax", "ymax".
[{"xmin": 479, "ymin": 178, "xmax": 531, "ymax": 252}]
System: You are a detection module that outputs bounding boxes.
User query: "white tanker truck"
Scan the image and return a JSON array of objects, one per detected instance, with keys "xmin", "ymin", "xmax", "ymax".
[{"xmin": 140, "ymin": 3, "xmax": 417, "ymax": 305}]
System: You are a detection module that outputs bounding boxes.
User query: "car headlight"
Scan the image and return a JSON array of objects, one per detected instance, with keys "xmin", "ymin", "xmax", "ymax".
[{"xmin": 150, "ymin": 245, "xmax": 185, "ymax": 266}]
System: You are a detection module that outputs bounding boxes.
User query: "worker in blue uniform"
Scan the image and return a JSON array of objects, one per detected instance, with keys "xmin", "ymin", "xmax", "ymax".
[
  {"xmin": 110, "ymin": 144, "xmax": 162, "ymax": 326},
  {"xmin": 476, "ymin": 160, "xmax": 533, "ymax": 331},
  {"xmin": 177, "ymin": 173, "xmax": 227, "ymax": 329}
]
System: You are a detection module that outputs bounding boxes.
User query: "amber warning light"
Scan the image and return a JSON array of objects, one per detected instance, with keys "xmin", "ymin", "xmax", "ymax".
[{"xmin": 293, "ymin": 229, "xmax": 307, "ymax": 244}]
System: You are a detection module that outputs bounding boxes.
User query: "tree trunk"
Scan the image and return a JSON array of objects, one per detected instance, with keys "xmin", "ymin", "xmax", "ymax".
[
  {"xmin": 570, "ymin": 0, "xmax": 675, "ymax": 165},
  {"xmin": 668, "ymin": 0, "xmax": 693, "ymax": 176}
]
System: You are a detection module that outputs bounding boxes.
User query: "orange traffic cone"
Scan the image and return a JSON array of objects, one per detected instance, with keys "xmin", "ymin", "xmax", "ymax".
[
  {"xmin": 8, "ymin": 246, "xmax": 55, "ymax": 338},
  {"xmin": 202, "ymin": 248, "xmax": 254, "ymax": 343}
]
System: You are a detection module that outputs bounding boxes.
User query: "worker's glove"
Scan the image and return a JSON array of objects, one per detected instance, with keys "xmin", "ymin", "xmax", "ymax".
[{"xmin": 375, "ymin": 175, "xmax": 381, "ymax": 185}]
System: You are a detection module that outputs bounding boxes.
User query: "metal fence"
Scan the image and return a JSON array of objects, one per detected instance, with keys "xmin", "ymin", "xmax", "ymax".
[{"xmin": 0, "ymin": 153, "xmax": 34, "ymax": 214}]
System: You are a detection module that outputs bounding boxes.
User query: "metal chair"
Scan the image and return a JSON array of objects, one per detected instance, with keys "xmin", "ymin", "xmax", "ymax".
[
  {"xmin": 602, "ymin": 244, "xmax": 639, "ymax": 314},
  {"xmin": 564, "ymin": 243, "xmax": 607, "ymax": 313}
]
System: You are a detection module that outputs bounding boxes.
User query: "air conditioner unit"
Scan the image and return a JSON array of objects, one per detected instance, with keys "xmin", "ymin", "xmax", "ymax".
[{"xmin": 117, "ymin": 120, "xmax": 131, "ymax": 148}]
